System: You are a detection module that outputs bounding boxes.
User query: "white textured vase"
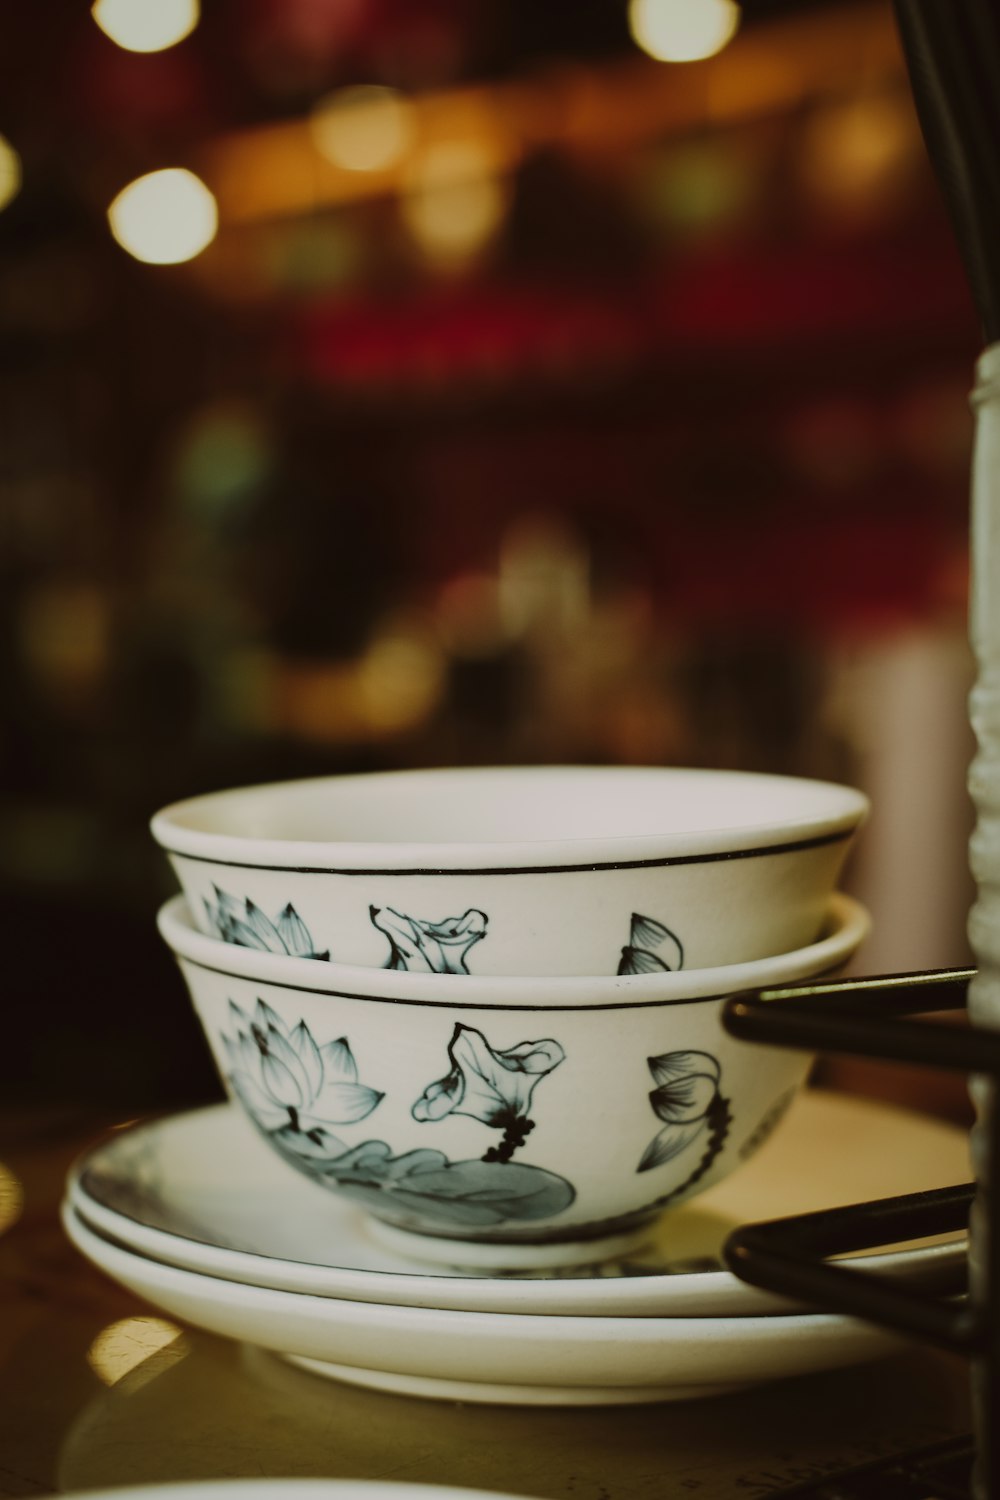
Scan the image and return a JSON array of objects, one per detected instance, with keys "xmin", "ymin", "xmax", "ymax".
[{"xmin": 966, "ymin": 342, "xmax": 1000, "ymax": 1497}]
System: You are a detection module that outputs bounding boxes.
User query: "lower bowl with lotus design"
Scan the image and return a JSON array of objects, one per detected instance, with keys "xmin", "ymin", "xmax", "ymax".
[{"xmin": 158, "ymin": 892, "xmax": 869, "ymax": 1270}]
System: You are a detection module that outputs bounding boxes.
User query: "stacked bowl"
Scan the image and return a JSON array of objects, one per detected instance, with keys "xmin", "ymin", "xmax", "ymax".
[
  {"xmin": 65, "ymin": 765, "xmax": 968, "ymax": 1401},
  {"xmin": 149, "ymin": 765, "xmax": 871, "ymax": 1269}
]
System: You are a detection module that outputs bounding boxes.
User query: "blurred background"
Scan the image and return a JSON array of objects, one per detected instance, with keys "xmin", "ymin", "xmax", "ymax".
[{"xmin": 0, "ymin": 0, "xmax": 982, "ymax": 1116}]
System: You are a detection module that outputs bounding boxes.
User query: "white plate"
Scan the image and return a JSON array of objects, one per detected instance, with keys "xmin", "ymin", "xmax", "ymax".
[
  {"xmin": 69, "ymin": 1485, "xmax": 523, "ymax": 1500},
  {"xmin": 68, "ymin": 1091, "xmax": 969, "ymax": 1318},
  {"xmin": 63, "ymin": 1204, "xmax": 901, "ymax": 1406}
]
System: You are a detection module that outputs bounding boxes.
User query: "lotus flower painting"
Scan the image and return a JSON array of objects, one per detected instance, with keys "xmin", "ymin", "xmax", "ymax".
[
  {"xmin": 218, "ymin": 1003, "xmax": 575, "ymax": 1229},
  {"xmin": 221, "ymin": 999, "xmax": 383, "ymax": 1140},
  {"xmin": 206, "ymin": 887, "xmax": 330, "ymax": 960}
]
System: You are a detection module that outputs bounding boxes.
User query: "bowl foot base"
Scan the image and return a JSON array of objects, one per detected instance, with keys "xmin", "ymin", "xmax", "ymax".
[
  {"xmin": 281, "ymin": 1352, "xmax": 743, "ymax": 1405},
  {"xmin": 362, "ymin": 1216, "xmax": 658, "ymax": 1272}
]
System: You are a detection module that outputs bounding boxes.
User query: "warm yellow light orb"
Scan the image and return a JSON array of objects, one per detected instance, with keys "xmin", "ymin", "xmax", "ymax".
[
  {"xmin": 92, "ymin": 0, "xmax": 199, "ymax": 53},
  {"xmin": 628, "ymin": 0, "xmax": 740, "ymax": 63},
  {"xmin": 311, "ymin": 86, "xmax": 415, "ymax": 173},
  {"xmin": 401, "ymin": 143, "xmax": 507, "ymax": 268},
  {"xmin": 0, "ymin": 135, "xmax": 22, "ymax": 213},
  {"xmin": 108, "ymin": 168, "xmax": 218, "ymax": 265}
]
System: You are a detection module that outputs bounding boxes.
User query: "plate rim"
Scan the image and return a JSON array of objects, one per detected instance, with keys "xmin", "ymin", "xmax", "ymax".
[
  {"xmin": 66, "ymin": 1093, "xmax": 969, "ymax": 1319},
  {"xmin": 60, "ymin": 1200, "xmax": 904, "ymax": 1397}
]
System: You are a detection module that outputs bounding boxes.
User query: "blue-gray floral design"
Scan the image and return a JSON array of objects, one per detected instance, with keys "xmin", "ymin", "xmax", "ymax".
[
  {"xmin": 219, "ymin": 1003, "xmax": 575, "ymax": 1231},
  {"xmin": 638, "ymin": 1049, "xmax": 729, "ymax": 1174},
  {"xmin": 222, "ymin": 1000, "xmax": 383, "ymax": 1136},
  {"xmin": 413, "ymin": 1022, "xmax": 565, "ymax": 1162},
  {"xmin": 370, "ymin": 904, "xmax": 488, "ymax": 974},
  {"xmin": 206, "ymin": 887, "xmax": 329, "ymax": 960},
  {"xmin": 618, "ymin": 913, "xmax": 684, "ymax": 975}
]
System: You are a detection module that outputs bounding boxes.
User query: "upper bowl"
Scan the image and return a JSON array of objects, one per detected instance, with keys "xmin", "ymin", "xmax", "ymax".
[{"xmin": 151, "ymin": 765, "xmax": 868, "ymax": 978}]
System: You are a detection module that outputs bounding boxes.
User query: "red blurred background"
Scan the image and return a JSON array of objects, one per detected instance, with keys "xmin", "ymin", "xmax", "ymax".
[{"xmin": 0, "ymin": 0, "xmax": 981, "ymax": 1113}]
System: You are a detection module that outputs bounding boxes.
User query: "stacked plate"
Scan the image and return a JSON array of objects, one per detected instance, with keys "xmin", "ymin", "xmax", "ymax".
[
  {"xmin": 64, "ymin": 766, "xmax": 967, "ymax": 1403},
  {"xmin": 64, "ymin": 1089, "xmax": 968, "ymax": 1404}
]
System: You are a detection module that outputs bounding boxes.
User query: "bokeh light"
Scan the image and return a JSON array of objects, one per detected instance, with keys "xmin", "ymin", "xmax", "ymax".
[
  {"xmin": 173, "ymin": 402, "xmax": 272, "ymax": 516},
  {"xmin": 436, "ymin": 573, "xmax": 510, "ymax": 659},
  {"xmin": 0, "ymin": 135, "xmax": 22, "ymax": 213},
  {"xmin": 360, "ymin": 627, "xmax": 446, "ymax": 732},
  {"xmin": 108, "ymin": 168, "xmax": 218, "ymax": 265},
  {"xmin": 798, "ymin": 93, "xmax": 920, "ymax": 217},
  {"xmin": 639, "ymin": 141, "xmax": 755, "ymax": 235},
  {"xmin": 311, "ymin": 85, "xmax": 415, "ymax": 173},
  {"xmin": 87, "ymin": 1317, "xmax": 189, "ymax": 1386},
  {"xmin": 0, "ymin": 1162, "xmax": 23, "ymax": 1237},
  {"xmin": 91, "ymin": 0, "xmax": 199, "ymax": 53},
  {"xmin": 401, "ymin": 143, "xmax": 507, "ymax": 269},
  {"xmin": 628, "ymin": 0, "xmax": 740, "ymax": 63}
]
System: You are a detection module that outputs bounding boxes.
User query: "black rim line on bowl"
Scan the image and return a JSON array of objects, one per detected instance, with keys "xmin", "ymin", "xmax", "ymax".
[
  {"xmin": 169, "ymin": 953, "xmax": 849, "ymax": 1012},
  {"xmin": 158, "ymin": 827, "xmax": 852, "ymax": 876}
]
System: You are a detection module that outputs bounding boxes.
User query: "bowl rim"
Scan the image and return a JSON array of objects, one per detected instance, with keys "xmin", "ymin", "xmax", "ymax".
[
  {"xmin": 158, "ymin": 890, "xmax": 870, "ymax": 1010},
  {"xmin": 151, "ymin": 766, "xmax": 869, "ymax": 873}
]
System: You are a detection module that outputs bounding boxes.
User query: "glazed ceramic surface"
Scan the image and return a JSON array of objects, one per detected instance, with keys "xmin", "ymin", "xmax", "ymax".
[
  {"xmin": 68, "ymin": 1091, "xmax": 968, "ymax": 1317},
  {"xmin": 152, "ymin": 766, "xmax": 868, "ymax": 975},
  {"xmin": 159, "ymin": 895, "xmax": 869, "ymax": 1266},
  {"xmin": 66, "ymin": 1485, "xmax": 523, "ymax": 1500},
  {"xmin": 62, "ymin": 1206, "xmax": 900, "ymax": 1406}
]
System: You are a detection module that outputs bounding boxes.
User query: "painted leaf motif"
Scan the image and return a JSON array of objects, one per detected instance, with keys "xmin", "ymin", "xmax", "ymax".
[
  {"xmin": 386, "ymin": 1148, "xmax": 461, "ymax": 1180},
  {"xmin": 322, "ymin": 1140, "xmax": 395, "ymax": 1179},
  {"xmin": 618, "ymin": 913, "xmax": 684, "ymax": 975},
  {"xmin": 388, "ymin": 1159, "xmax": 575, "ymax": 1226},
  {"xmin": 370, "ymin": 907, "xmax": 424, "ymax": 970},
  {"xmin": 371, "ymin": 905, "xmax": 488, "ymax": 975},
  {"xmin": 412, "ymin": 1023, "xmax": 566, "ymax": 1129},
  {"xmin": 649, "ymin": 1050, "xmax": 720, "ymax": 1091},
  {"xmin": 411, "ymin": 1073, "xmax": 463, "ymax": 1123},
  {"xmin": 270, "ymin": 1123, "xmax": 348, "ymax": 1165},
  {"xmin": 637, "ymin": 1049, "xmax": 724, "ymax": 1174},
  {"xmin": 649, "ymin": 1071, "xmax": 719, "ymax": 1125},
  {"xmin": 619, "ymin": 947, "xmax": 671, "ymax": 975},
  {"xmin": 319, "ymin": 1141, "xmax": 450, "ymax": 1188},
  {"xmin": 452, "ymin": 1025, "xmax": 564, "ymax": 1119},
  {"xmin": 630, "ymin": 913, "xmax": 678, "ymax": 951},
  {"xmin": 638, "ymin": 1117, "xmax": 709, "ymax": 1172}
]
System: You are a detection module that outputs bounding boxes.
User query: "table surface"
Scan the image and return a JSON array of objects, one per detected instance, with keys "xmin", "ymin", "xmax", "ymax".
[{"xmin": 0, "ymin": 1100, "xmax": 975, "ymax": 1500}]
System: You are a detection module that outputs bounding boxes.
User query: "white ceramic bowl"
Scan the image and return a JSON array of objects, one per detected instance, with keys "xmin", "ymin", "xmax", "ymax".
[
  {"xmin": 158, "ymin": 891, "xmax": 870, "ymax": 1269},
  {"xmin": 152, "ymin": 766, "xmax": 867, "ymax": 976}
]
